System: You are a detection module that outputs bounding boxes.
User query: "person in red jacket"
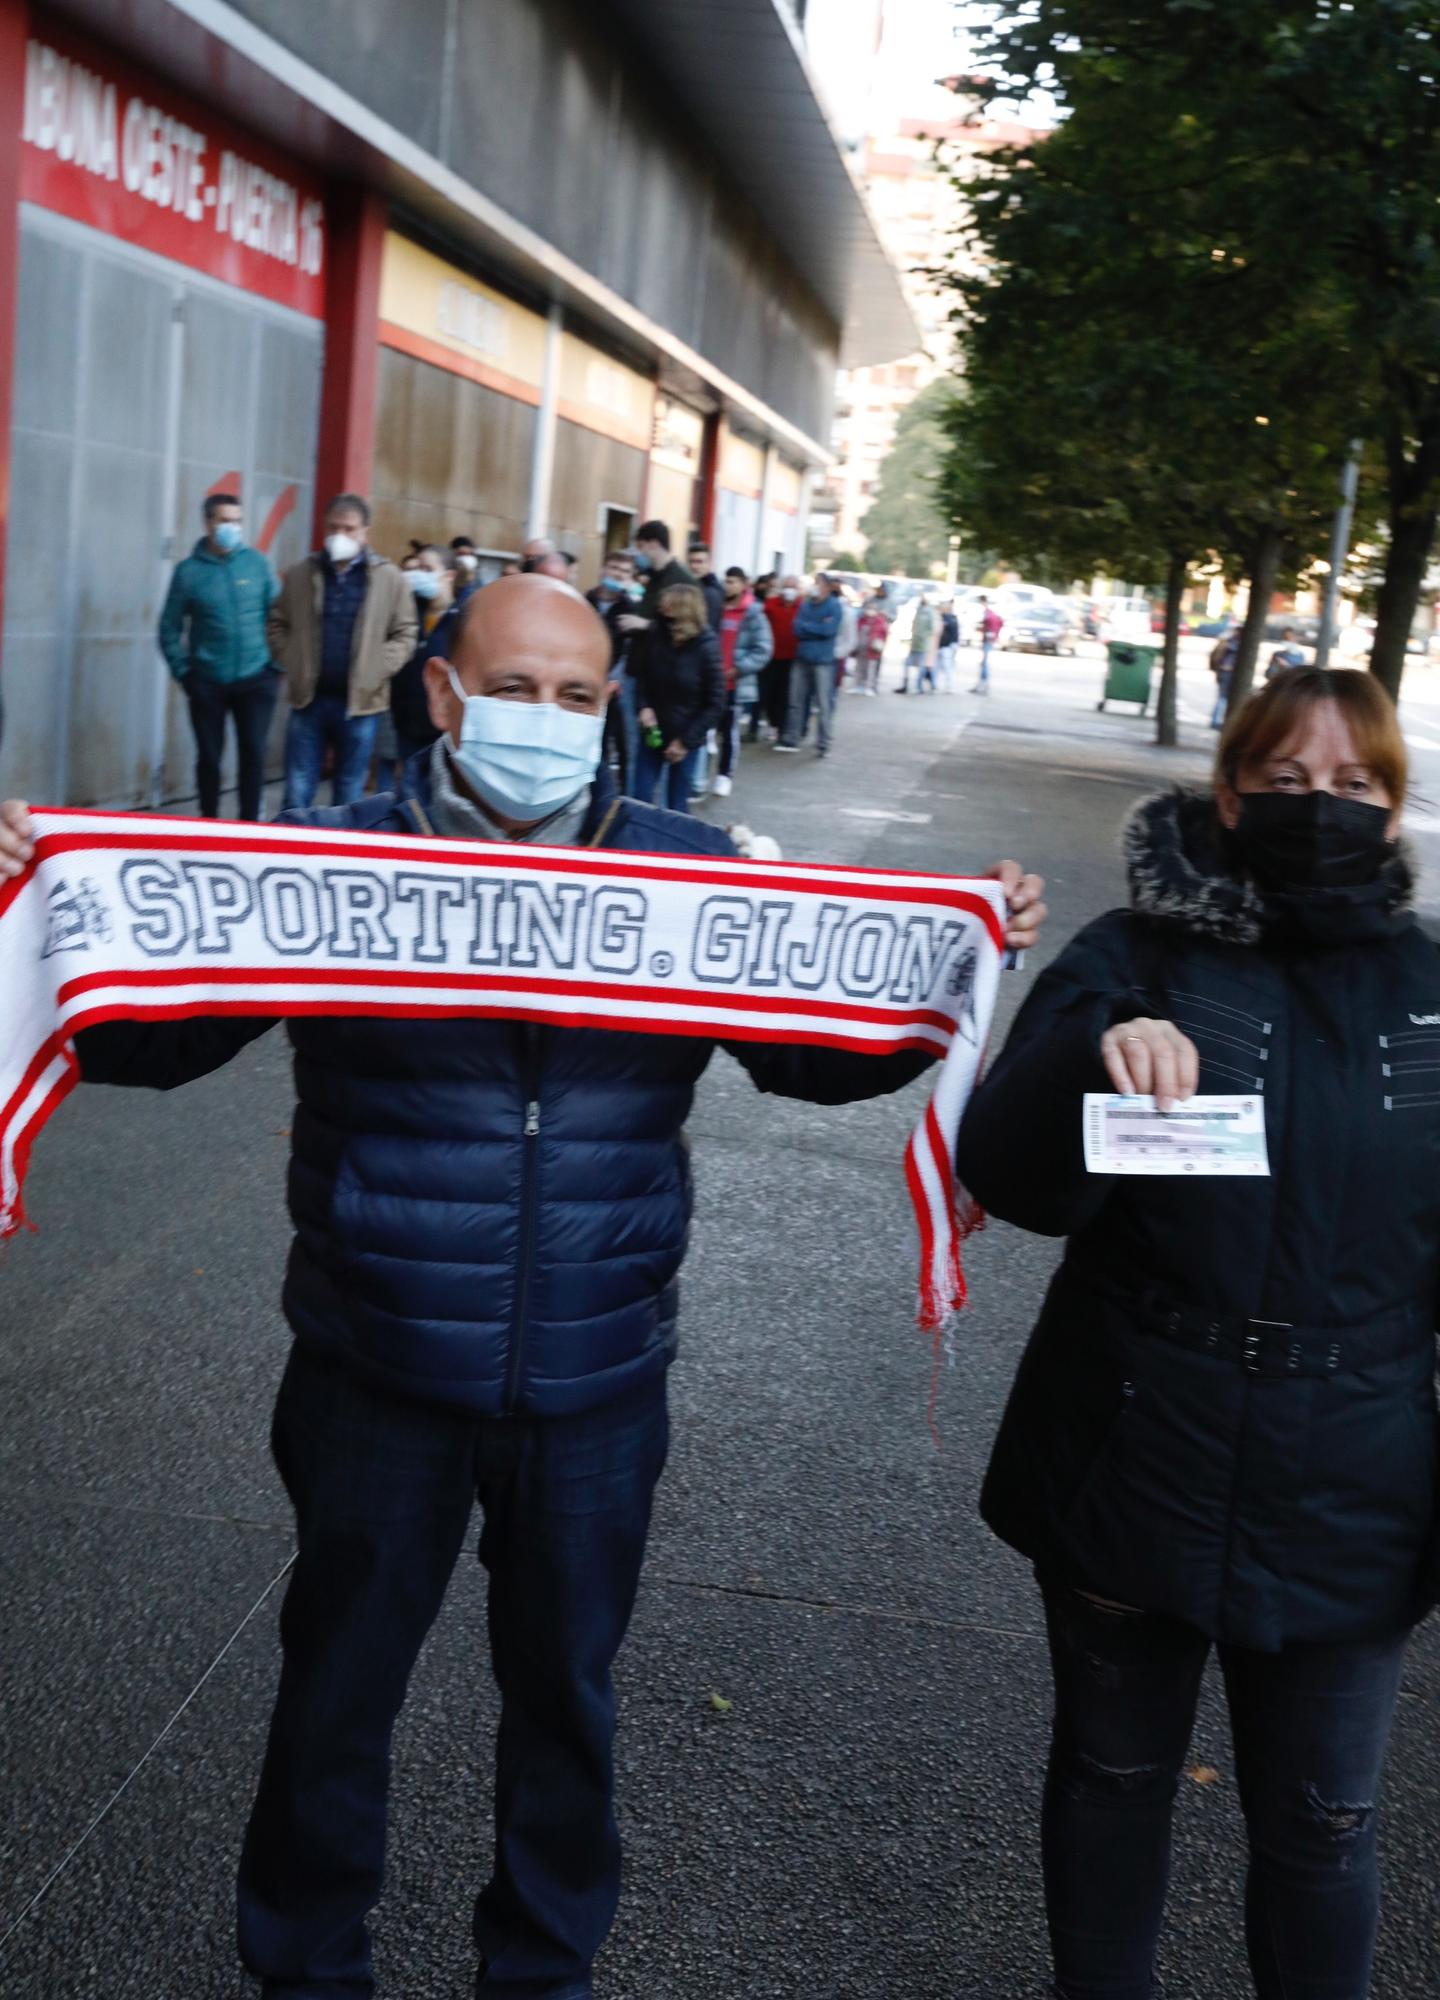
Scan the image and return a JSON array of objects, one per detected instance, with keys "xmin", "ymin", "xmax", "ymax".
[
  {"xmin": 756, "ymin": 574, "xmax": 802, "ymax": 741},
  {"xmin": 854, "ymin": 591, "xmax": 893, "ymax": 695}
]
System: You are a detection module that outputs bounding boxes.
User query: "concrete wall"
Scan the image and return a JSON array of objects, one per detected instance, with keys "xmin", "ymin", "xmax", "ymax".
[{"xmin": 225, "ymin": 0, "xmax": 839, "ymax": 444}]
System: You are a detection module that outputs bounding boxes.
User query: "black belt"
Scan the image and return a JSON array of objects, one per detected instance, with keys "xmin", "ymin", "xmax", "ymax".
[{"xmin": 1076, "ymin": 1279, "xmax": 1427, "ymax": 1381}]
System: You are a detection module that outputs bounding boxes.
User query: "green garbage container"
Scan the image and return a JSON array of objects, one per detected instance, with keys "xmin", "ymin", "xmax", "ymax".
[{"xmin": 1098, "ymin": 640, "xmax": 1159, "ymax": 713}]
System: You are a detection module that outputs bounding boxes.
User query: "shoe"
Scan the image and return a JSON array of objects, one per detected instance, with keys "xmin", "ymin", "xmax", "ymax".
[
  {"xmin": 815, "ymin": 746, "xmax": 827, "ymax": 758},
  {"xmin": 773, "ymin": 743, "xmax": 799, "ymax": 754},
  {"xmin": 894, "ymin": 686, "xmax": 907, "ymax": 695},
  {"xmin": 713, "ymin": 774, "xmax": 733, "ymax": 796},
  {"xmin": 866, "ymin": 687, "xmax": 877, "ymax": 698}
]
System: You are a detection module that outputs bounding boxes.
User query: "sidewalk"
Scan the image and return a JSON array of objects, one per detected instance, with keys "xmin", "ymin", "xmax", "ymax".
[{"xmin": 2, "ymin": 661, "xmax": 1437, "ymax": 1999}]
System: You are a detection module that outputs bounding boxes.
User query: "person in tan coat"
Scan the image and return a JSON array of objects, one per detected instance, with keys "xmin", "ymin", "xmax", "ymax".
[{"xmin": 268, "ymin": 493, "xmax": 417, "ymax": 809}]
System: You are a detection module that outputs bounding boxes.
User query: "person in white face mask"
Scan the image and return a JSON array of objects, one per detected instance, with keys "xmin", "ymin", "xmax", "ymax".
[
  {"xmin": 157, "ymin": 492, "xmax": 281, "ymax": 821},
  {"xmin": 266, "ymin": 492, "xmax": 417, "ymax": 810},
  {"xmin": 0, "ymin": 569, "xmax": 1050, "ymax": 2000}
]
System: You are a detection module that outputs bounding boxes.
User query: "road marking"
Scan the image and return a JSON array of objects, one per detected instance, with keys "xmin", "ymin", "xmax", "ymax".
[
  {"xmin": 0, "ymin": 1552, "xmax": 297, "ymax": 1950},
  {"xmin": 1044, "ymin": 767, "xmax": 1147, "ymax": 786},
  {"xmin": 840, "ymin": 808, "xmax": 933, "ymax": 824},
  {"xmin": 1404, "ymin": 731, "xmax": 1440, "ymax": 751}
]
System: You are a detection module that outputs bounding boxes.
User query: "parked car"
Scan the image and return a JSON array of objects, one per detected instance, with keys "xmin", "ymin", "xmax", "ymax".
[
  {"xmin": 1263, "ymin": 614, "xmax": 1321, "ymax": 644},
  {"xmin": 1004, "ymin": 600, "xmax": 1077, "ymax": 656},
  {"xmin": 1102, "ymin": 595, "xmax": 1154, "ymax": 644}
]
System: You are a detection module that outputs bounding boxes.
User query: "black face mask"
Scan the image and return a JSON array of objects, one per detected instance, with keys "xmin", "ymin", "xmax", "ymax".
[{"xmin": 1230, "ymin": 790, "xmax": 1394, "ymax": 892}]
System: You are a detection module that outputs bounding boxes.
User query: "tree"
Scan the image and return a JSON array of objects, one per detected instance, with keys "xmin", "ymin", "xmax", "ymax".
[
  {"xmin": 936, "ymin": 59, "xmax": 1357, "ymax": 744},
  {"xmin": 953, "ymin": 0, "xmax": 1440, "ymax": 702},
  {"xmin": 856, "ymin": 381, "xmax": 959, "ymax": 577}
]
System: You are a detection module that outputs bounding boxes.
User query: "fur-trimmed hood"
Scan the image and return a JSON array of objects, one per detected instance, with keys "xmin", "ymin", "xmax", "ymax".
[{"xmin": 1122, "ymin": 787, "xmax": 1415, "ymax": 947}]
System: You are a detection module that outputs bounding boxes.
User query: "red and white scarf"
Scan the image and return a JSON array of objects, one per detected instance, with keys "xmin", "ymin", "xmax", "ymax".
[{"xmin": 0, "ymin": 810, "xmax": 1005, "ymax": 1331}]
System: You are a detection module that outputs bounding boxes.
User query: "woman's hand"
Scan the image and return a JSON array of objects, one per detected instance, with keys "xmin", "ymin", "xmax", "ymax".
[
  {"xmin": 0, "ymin": 800, "xmax": 35, "ymax": 879},
  {"xmin": 1100, "ymin": 1018, "xmax": 1199, "ymax": 1112}
]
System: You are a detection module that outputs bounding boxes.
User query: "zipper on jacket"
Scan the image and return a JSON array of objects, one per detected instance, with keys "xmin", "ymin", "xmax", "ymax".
[{"xmin": 503, "ymin": 1023, "xmax": 544, "ymax": 1414}]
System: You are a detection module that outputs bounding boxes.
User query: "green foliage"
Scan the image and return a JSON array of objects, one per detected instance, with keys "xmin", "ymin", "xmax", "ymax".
[
  {"xmin": 942, "ymin": 0, "xmax": 1433, "ymax": 694},
  {"xmin": 857, "ymin": 380, "xmax": 960, "ymax": 578}
]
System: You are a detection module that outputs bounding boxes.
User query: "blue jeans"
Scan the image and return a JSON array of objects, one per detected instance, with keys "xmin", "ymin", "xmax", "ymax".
[
  {"xmin": 632, "ymin": 740, "xmax": 701, "ymax": 811},
  {"xmin": 237, "ymin": 1347, "xmax": 669, "ymax": 2000},
  {"xmin": 1040, "ymin": 1580, "xmax": 1408, "ymax": 2000},
  {"xmin": 283, "ymin": 695, "xmax": 380, "ymax": 810},
  {"xmin": 607, "ymin": 668, "xmax": 641, "ymax": 796},
  {"xmin": 782, "ymin": 658, "xmax": 834, "ymax": 750},
  {"xmin": 1211, "ymin": 669, "xmax": 1233, "ymax": 729},
  {"xmin": 978, "ymin": 638, "xmax": 994, "ymax": 686}
]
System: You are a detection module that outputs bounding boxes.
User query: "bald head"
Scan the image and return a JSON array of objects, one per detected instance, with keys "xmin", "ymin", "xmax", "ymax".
[
  {"xmin": 522, "ymin": 535, "xmax": 569, "ymax": 580},
  {"xmin": 423, "ymin": 573, "xmax": 612, "ymax": 744}
]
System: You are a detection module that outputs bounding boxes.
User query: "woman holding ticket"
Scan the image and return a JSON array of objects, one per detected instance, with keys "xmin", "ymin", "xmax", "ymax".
[{"xmin": 958, "ymin": 667, "xmax": 1438, "ymax": 2000}]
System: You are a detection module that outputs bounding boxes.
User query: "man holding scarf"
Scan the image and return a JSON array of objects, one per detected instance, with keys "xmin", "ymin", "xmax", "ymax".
[{"xmin": 0, "ymin": 575, "xmax": 1045, "ymax": 2000}]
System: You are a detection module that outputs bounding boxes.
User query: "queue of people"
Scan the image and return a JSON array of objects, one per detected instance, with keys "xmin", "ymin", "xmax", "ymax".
[{"xmin": 156, "ymin": 493, "xmax": 914, "ymax": 824}]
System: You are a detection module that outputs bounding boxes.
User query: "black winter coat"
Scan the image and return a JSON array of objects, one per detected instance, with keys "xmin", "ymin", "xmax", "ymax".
[
  {"xmin": 76, "ymin": 762, "xmax": 928, "ymax": 1419},
  {"xmin": 633, "ymin": 628, "xmax": 726, "ymax": 750},
  {"xmin": 957, "ymin": 788, "xmax": 1440, "ymax": 1650}
]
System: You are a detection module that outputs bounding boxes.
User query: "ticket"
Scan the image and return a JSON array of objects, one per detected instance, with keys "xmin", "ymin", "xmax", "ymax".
[{"xmin": 1083, "ymin": 1093, "xmax": 1270, "ymax": 1176}]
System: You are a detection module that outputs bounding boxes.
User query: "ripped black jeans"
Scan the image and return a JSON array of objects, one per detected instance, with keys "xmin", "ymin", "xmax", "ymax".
[{"xmin": 1039, "ymin": 1581, "xmax": 1408, "ymax": 2000}]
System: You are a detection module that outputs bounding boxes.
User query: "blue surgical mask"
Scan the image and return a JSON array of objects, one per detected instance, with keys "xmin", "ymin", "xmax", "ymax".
[
  {"xmin": 409, "ymin": 569, "xmax": 441, "ymax": 600},
  {"xmin": 213, "ymin": 522, "xmax": 244, "ymax": 553},
  {"xmin": 598, "ymin": 576, "xmax": 622, "ymax": 595},
  {"xmin": 626, "ymin": 581, "xmax": 645, "ymax": 602},
  {"xmin": 632, "ymin": 551, "xmax": 651, "ymax": 572},
  {"xmin": 446, "ymin": 668, "xmax": 604, "ymax": 823}
]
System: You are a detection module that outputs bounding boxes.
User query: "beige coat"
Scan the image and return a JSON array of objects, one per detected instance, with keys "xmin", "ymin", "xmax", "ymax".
[{"xmin": 266, "ymin": 552, "xmax": 417, "ymax": 717}]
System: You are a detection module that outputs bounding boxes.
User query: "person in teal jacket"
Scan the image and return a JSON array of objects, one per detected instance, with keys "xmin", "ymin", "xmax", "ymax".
[{"xmin": 158, "ymin": 493, "xmax": 281, "ymax": 820}]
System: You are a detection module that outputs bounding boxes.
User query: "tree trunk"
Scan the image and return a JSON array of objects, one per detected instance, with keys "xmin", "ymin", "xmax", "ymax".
[
  {"xmin": 1154, "ymin": 551, "xmax": 1187, "ymax": 748},
  {"xmin": 1371, "ymin": 503, "xmax": 1437, "ymax": 702},
  {"xmin": 1227, "ymin": 526, "xmax": 1283, "ymax": 718}
]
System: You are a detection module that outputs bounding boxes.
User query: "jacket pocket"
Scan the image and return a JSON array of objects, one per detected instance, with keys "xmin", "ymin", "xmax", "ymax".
[{"xmin": 1055, "ymin": 1339, "xmax": 1245, "ymax": 1611}]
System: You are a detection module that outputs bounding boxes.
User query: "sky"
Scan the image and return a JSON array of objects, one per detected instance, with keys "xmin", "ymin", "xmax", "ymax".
[{"xmin": 805, "ymin": 0, "xmax": 969, "ymax": 146}]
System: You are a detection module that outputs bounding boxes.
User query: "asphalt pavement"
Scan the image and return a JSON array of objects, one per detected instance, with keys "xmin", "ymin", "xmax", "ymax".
[{"xmin": 3, "ymin": 636, "xmax": 1438, "ymax": 1998}]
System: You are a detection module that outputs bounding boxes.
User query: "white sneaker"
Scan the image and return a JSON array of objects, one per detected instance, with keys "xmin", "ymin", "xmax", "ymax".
[
  {"xmin": 773, "ymin": 743, "xmax": 799, "ymax": 754},
  {"xmin": 713, "ymin": 774, "xmax": 733, "ymax": 797}
]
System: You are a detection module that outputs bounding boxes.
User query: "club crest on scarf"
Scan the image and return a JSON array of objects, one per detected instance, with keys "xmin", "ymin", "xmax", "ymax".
[{"xmin": 40, "ymin": 877, "xmax": 113, "ymax": 959}]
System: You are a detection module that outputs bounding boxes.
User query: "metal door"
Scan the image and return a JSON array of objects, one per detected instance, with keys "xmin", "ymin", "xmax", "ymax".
[{"xmin": 1, "ymin": 206, "xmax": 322, "ymax": 809}]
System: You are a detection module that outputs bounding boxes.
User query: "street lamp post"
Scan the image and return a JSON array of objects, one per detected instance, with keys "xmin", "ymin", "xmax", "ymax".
[{"xmin": 1315, "ymin": 442, "xmax": 1362, "ymax": 672}]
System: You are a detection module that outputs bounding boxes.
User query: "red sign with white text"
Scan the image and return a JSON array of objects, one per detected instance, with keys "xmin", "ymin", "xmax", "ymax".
[{"xmin": 19, "ymin": 24, "xmax": 326, "ymax": 318}]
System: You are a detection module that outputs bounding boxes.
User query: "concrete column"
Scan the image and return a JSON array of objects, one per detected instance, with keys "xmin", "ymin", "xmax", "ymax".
[
  {"xmin": 0, "ymin": 0, "xmax": 30, "ymax": 654},
  {"xmin": 754, "ymin": 443, "xmax": 777, "ymax": 575},
  {"xmin": 526, "ymin": 302, "xmax": 564, "ymax": 541},
  {"xmin": 312, "ymin": 185, "xmax": 386, "ymax": 537}
]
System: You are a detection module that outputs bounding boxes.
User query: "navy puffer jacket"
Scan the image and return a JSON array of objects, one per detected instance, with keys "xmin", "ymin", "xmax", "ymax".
[{"xmin": 77, "ymin": 762, "xmax": 927, "ymax": 1417}]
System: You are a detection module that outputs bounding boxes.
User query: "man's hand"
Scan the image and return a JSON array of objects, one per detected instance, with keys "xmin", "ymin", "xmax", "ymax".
[
  {"xmin": 618, "ymin": 614, "xmax": 650, "ymax": 635},
  {"xmin": 983, "ymin": 860, "xmax": 1046, "ymax": 954},
  {"xmin": 1100, "ymin": 1017, "xmax": 1199, "ymax": 1113},
  {"xmin": 637, "ymin": 707, "xmax": 658, "ymax": 731},
  {"xmin": 663, "ymin": 739, "xmax": 687, "ymax": 764},
  {"xmin": 0, "ymin": 800, "xmax": 35, "ymax": 880}
]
